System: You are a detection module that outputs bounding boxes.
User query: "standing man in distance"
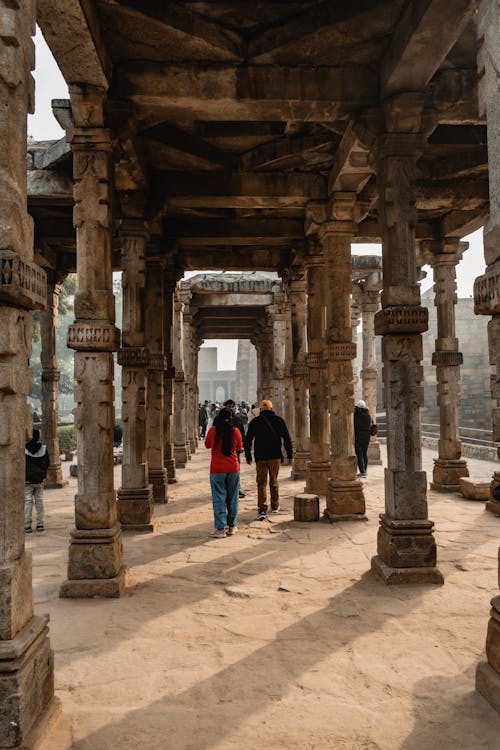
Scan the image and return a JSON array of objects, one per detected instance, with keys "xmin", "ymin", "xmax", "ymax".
[{"xmin": 244, "ymin": 399, "xmax": 293, "ymax": 520}]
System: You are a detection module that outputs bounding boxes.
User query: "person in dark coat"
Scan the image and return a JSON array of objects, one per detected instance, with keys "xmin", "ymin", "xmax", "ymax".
[
  {"xmin": 354, "ymin": 399, "xmax": 372, "ymax": 478},
  {"xmin": 244, "ymin": 399, "xmax": 293, "ymax": 519},
  {"xmin": 25, "ymin": 429, "xmax": 50, "ymax": 532}
]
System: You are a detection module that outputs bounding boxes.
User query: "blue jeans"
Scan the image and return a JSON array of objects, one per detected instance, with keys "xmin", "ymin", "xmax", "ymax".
[
  {"xmin": 210, "ymin": 473, "xmax": 240, "ymax": 529},
  {"xmin": 355, "ymin": 442, "xmax": 369, "ymax": 474}
]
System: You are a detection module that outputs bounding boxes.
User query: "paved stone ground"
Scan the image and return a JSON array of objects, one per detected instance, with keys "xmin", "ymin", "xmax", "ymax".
[{"xmin": 31, "ymin": 445, "xmax": 500, "ymax": 749}]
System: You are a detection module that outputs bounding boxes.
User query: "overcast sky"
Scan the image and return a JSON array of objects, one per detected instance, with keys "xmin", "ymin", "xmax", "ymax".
[{"xmin": 30, "ymin": 29, "xmax": 487, "ymax": 371}]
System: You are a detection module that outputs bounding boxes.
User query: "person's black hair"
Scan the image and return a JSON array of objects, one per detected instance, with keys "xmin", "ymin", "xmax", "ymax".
[
  {"xmin": 32, "ymin": 429, "xmax": 40, "ymax": 441},
  {"xmin": 213, "ymin": 408, "xmax": 233, "ymax": 456},
  {"xmin": 224, "ymin": 399, "xmax": 235, "ymax": 407}
]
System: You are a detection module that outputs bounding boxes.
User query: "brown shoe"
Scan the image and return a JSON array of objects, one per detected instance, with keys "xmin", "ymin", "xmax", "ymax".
[{"xmin": 227, "ymin": 526, "xmax": 238, "ymax": 536}]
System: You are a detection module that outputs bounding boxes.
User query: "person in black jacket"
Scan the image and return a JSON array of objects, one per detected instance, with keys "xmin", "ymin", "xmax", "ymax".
[
  {"xmin": 354, "ymin": 399, "xmax": 372, "ymax": 478},
  {"xmin": 244, "ymin": 399, "xmax": 293, "ymax": 519},
  {"xmin": 25, "ymin": 429, "xmax": 50, "ymax": 533}
]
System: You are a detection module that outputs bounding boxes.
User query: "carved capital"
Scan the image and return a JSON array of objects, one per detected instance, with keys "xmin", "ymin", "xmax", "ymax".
[
  {"xmin": 0, "ymin": 251, "xmax": 47, "ymax": 310},
  {"xmin": 67, "ymin": 128, "xmax": 112, "ymax": 152},
  {"xmin": 118, "ymin": 347, "xmax": 150, "ymax": 367},
  {"xmin": 432, "ymin": 351, "xmax": 463, "ymax": 367},
  {"xmin": 306, "ymin": 352, "xmax": 325, "ymax": 367},
  {"xmin": 67, "ymin": 323, "xmax": 120, "ymax": 352},
  {"xmin": 327, "ymin": 342, "xmax": 357, "ymax": 361},
  {"xmin": 149, "ymin": 353, "xmax": 167, "ymax": 371},
  {"xmin": 41, "ymin": 368, "xmax": 60, "ymax": 383},
  {"xmin": 474, "ymin": 269, "xmax": 500, "ymax": 315},
  {"xmin": 375, "ymin": 306, "xmax": 428, "ymax": 335},
  {"xmin": 291, "ymin": 362, "xmax": 308, "ymax": 377}
]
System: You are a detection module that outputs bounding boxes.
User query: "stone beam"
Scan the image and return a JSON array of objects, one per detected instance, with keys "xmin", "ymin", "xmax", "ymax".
[
  {"xmin": 193, "ymin": 294, "xmax": 274, "ymax": 307},
  {"xmin": 166, "ymin": 218, "xmax": 304, "ymax": 245},
  {"xmin": 247, "ymin": 0, "xmax": 395, "ymax": 61},
  {"xmin": 239, "ymin": 133, "xmax": 334, "ymax": 171},
  {"xmin": 179, "ymin": 247, "xmax": 293, "ymax": 271},
  {"xmin": 37, "ymin": 0, "xmax": 111, "ymax": 88},
  {"xmin": 425, "ymin": 149, "xmax": 488, "ymax": 179},
  {"xmin": 155, "ymin": 172, "xmax": 326, "ymax": 209},
  {"xmin": 439, "ymin": 208, "xmax": 489, "ymax": 238},
  {"xmin": 28, "ymin": 170, "xmax": 73, "ymax": 200},
  {"xmin": 116, "ymin": 63, "xmax": 378, "ymax": 122},
  {"xmin": 115, "ymin": 0, "xmax": 242, "ymax": 59},
  {"xmin": 143, "ymin": 124, "xmax": 235, "ymax": 170},
  {"xmin": 33, "ymin": 138, "xmax": 71, "ymax": 170},
  {"xmin": 380, "ymin": 0, "xmax": 476, "ymax": 96}
]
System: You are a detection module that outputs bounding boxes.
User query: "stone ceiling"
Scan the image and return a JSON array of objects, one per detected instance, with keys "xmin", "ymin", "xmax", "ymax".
[{"xmin": 32, "ymin": 0, "xmax": 488, "ymax": 275}]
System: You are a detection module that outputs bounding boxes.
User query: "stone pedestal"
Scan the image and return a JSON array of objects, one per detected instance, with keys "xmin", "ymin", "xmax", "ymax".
[
  {"xmin": 63, "ymin": 94, "xmax": 125, "ymax": 598},
  {"xmin": 371, "ymin": 514, "xmax": 443, "ymax": 584},
  {"xmin": 431, "ymin": 458, "xmax": 469, "ymax": 492}
]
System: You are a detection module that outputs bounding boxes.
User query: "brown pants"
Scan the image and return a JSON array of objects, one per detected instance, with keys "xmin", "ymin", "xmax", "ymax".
[{"xmin": 256, "ymin": 458, "xmax": 281, "ymax": 511}]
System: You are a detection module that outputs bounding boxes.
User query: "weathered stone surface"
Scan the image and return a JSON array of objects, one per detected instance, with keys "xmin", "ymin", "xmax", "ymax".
[
  {"xmin": 377, "ymin": 515, "xmax": 438, "ymax": 569},
  {"xmin": 459, "ymin": 477, "xmax": 491, "ymax": 500},
  {"xmin": 293, "ymin": 493, "xmax": 319, "ymax": 522},
  {"xmin": 66, "ymin": 524, "xmax": 123, "ymax": 581},
  {"xmin": 371, "ymin": 555, "xmax": 444, "ymax": 585},
  {"xmin": 431, "ymin": 458, "xmax": 469, "ymax": 491},
  {"xmin": 326, "ymin": 480, "xmax": 366, "ymax": 520}
]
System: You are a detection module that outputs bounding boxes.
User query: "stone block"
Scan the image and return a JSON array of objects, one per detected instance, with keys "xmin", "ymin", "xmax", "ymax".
[
  {"xmin": 69, "ymin": 463, "xmax": 78, "ymax": 477},
  {"xmin": 117, "ymin": 485, "xmax": 154, "ymax": 530},
  {"xmin": 0, "ymin": 556, "xmax": 33, "ymax": 641},
  {"xmin": 293, "ymin": 494, "xmax": 320, "ymax": 522},
  {"xmin": 459, "ymin": 477, "xmax": 491, "ymax": 501},
  {"xmin": 326, "ymin": 479, "xmax": 366, "ymax": 520},
  {"xmin": 377, "ymin": 516, "xmax": 437, "ymax": 569},
  {"xmin": 0, "ymin": 616, "xmax": 54, "ymax": 747},
  {"xmin": 66, "ymin": 525, "xmax": 123, "ymax": 581},
  {"xmin": 371, "ymin": 555, "xmax": 444, "ymax": 585},
  {"xmin": 60, "ymin": 569, "xmax": 126, "ymax": 599}
]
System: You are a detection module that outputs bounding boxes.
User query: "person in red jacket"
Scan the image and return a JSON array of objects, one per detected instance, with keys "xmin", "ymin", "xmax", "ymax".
[{"xmin": 205, "ymin": 407, "xmax": 243, "ymax": 538}]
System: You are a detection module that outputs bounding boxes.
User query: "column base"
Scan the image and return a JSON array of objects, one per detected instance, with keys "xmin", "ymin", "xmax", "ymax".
[
  {"xmin": 61, "ymin": 523, "xmax": 125, "ymax": 598},
  {"xmin": 174, "ymin": 445, "xmax": 189, "ymax": 468},
  {"xmin": 371, "ymin": 555, "xmax": 444, "ymax": 585},
  {"xmin": 431, "ymin": 458, "xmax": 469, "ymax": 491},
  {"xmin": 326, "ymin": 478, "xmax": 366, "ymax": 520},
  {"xmin": 291, "ymin": 451, "xmax": 309, "ymax": 481},
  {"xmin": 305, "ymin": 460, "xmax": 330, "ymax": 495},
  {"xmin": 0, "ymin": 615, "xmax": 54, "ymax": 747},
  {"xmin": 117, "ymin": 485, "xmax": 154, "ymax": 531},
  {"xmin": 60, "ymin": 568, "xmax": 127, "ymax": 598},
  {"xmin": 45, "ymin": 463, "xmax": 68, "ymax": 489},
  {"xmin": 477, "ymin": 662, "xmax": 500, "ymax": 713},
  {"xmin": 189, "ymin": 438, "xmax": 197, "ymax": 453},
  {"xmin": 149, "ymin": 468, "xmax": 168, "ymax": 503},
  {"xmin": 486, "ymin": 500, "xmax": 500, "ymax": 516},
  {"xmin": 164, "ymin": 458, "xmax": 177, "ymax": 484},
  {"xmin": 375, "ymin": 514, "xmax": 442, "ymax": 575},
  {"xmin": 367, "ymin": 442, "xmax": 382, "ymax": 465}
]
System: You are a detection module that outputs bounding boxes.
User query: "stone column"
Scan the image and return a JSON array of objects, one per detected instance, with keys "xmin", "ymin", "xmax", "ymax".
[
  {"xmin": 358, "ymin": 285, "xmax": 382, "ymax": 465},
  {"xmin": 371, "ymin": 99, "xmax": 443, "ymax": 584},
  {"xmin": 351, "ymin": 294, "xmax": 361, "ymax": 394},
  {"xmin": 283, "ymin": 295, "xmax": 295, "ymax": 439},
  {"xmin": 422, "ymin": 239, "xmax": 469, "ymax": 491},
  {"xmin": 63, "ymin": 87, "xmax": 125, "ymax": 598},
  {"xmin": 181, "ymin": 290, "xmax": 196, "ymax": 457},
  {"xmin": 318, "ymin": 196, "xmax": 366, "ymax": 521},
  {"xmin": 304, "ymin": 248, "xmax": 330, "ymax": 494},
  {"xmin": 41, "ymin": 272, "xmax": 67, "ymax": 488},
  {"xmin": 267, "ymin": 288, "xmax": 287, "ymax": 417},
  {"xmin": 116, "ymin": 220, "xmax": 153, "ymax": 529},
  {"xmin": 145, "ymin": 253, "xmax": 168, "ymax": 503},
  {"xmin": 173, "ymin": 292, "xmax": 189, "ymax": 467},
  {"xmin": 0, "ymin": 2, "xmax": 54, "ymax": 740},
  {"xmin": 163, "ymin": 266, "xmax": 177, "ymax": 483},
  {"xmin": 259, "ymin": 324, "xmax": 275, "ymax": 401},
  {"xmin": 475, "ymin": 0, "xmax": 500, "ymax": 712},
  {"xmin": 289, "ymin": 272, "xmax": 310, "ymax": 479}
]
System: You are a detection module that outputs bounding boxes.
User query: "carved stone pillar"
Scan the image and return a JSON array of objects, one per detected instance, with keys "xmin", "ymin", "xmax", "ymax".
[
  {"xmin": 289, "ymin": 272, "xmax": 310, "ymax": 479},
  {"xmin": 283, "ymin": 296, "xmax": 295, "ymax": 438},
  {"xmin": 351, "ymin": 294, "xmax": 361, "ymax": 394},
  {"xmin": 63, "ymin": 87, "xmax": 125, "ymax": 598},
  {"xmin": 304, "ymin": 249, "xmax": 330, "ymax": 494},
  {"xmin": 145, "ymin": 253, "xmax": 168, "ymax": 503},
  {"xmin": 319, "ymin": 196, "xmax": 366, "ymax": 521},
  {"xmin": 259, "ymin": 324, "xmax": 275, "ymax": 401},
  {"xmin": 173, "ymin": 292, "xmax": 189, "ymax": 467},
  {"xmin": 268, "ymin": 288, "xmax": 287, "ymax": 417},
  {"xmin": 0, "ymin": 2, "xmax": 54, "ymax": 740},
  {"xmin": 163, "ymin": 266, "xmax": 177, "ymax": 483},
  {"xmin": 371, "ymin": 103, "xmax": 443, "ymax": 585},
  {"xmin": 117, "ymin": 221, "xmax": 153, "ymax": 529},
  {"xmin": 475, "ymin": 0, "xmax": 500, "ymax": 712},
  {"xmin": 181, "ymin": 290, "xmax": 195, "ymax": 457},
  {"xmin": 422, "ymin": 239, "xmax": 469, "ymax": 491},
  {"xmin": 41, "ymin": 273, "xmax": 67, "ymax": 488},
  {"xmin": 358, "ymin": 285, "xmax": 382, "ymax": 465}
]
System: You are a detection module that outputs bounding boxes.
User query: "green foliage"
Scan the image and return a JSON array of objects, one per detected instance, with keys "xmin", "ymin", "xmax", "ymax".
[{"xmin": 57, "ymin": 424, "xmax": 76, "ymax": 454}]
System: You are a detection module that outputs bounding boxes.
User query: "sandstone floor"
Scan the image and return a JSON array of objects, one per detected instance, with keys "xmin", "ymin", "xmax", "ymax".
[{"xmin": 30, "ymin": 445, "xmax": 500, "ymax": 750}]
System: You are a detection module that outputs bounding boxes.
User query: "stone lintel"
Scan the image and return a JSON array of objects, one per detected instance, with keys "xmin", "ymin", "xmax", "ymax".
[
  {"xmin": 474, "ymin": 269, "xmax": 500, "ymax": 315},
  {"xmin": 0, "ymin": 252, "xmax": 47, "ymax": 311},
  {"xmin": 60, "ymin": 570, "xmax": 126, "ymax": 599},
  {"xmin": 371, "ymin": 555, "xmax": 444, "ymax": 585},
  {"xmin": 375, "ymin": 306, "xmax": 428, "ymax": 335},
  {"xmin": 67, "ymin": 322, "xmax": 120, "ymax": 352},
  {"xmin": 431, "ymin": 350, "xmax": 463, "ymax": 367},
  {"xmin": 118, "ymin": 347, "xmax": 149, "ymax": 367}
]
